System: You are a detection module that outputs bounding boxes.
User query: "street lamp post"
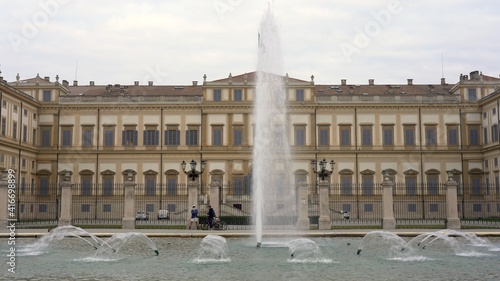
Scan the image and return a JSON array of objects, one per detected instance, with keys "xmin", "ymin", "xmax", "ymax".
[
  {"xmin": 181, "ymin": 159, "xmax": 206, "ymax": 181},
  {"xmin": 311, "ymin": 159, "xmax": 335, "ymax": 230},
  {"xmin": 182, "ymin": 159, "xmax": 206, "ymax": 229}
]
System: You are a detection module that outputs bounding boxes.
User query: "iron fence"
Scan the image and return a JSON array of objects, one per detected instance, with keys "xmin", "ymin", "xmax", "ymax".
[
  {"xmin": 393, "ymin": 183, "xmax": 447, "ymax": 220},
  {"xmin": 16, "ymin": 184, "xmax": 60, "ymax": 228},
  {"xmin": 459, "ymin": 183, "xmax": 500, "ymax": 220}
]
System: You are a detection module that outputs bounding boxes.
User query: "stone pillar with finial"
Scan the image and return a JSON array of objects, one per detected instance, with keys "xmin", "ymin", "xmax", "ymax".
[
  {"xmin": 122, "ymin": 170, "xmax": 137, "ymax": 229},
  {"xmin": 296, "ymin": 182, "xmax": 310, "ymax": 230},
  {"xmin": 318, "ymin": 179, "xmax": 331, "ymax": 230},
  {"xmin": 445, "ymin": 170, "xmax": 461, "ymax": 229},
  {"xmin": 381, "ymin": 170, "xmax": 396, "ymax": 229},
  {"xmin": 187, "ymin": 178, "xmax": 199, "ymax": 229},
  {"xmin": 58, "ymin": 170, "xmax": 74, "ymax": 226},
  {"xmin": 209, "ymin": 181, "xmax": 221, "ymax": 218}
]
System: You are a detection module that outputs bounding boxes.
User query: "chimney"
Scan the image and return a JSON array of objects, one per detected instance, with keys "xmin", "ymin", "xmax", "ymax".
[
  {"xmin": 148, "ymin": 81, "xmax": 153, "ymax": 86},
  {"xmin": 192, "ymin": 81, "xmax": 198, "ymax": 86},
  {"xmin": 134, "ymin": 81, "xmax": 139, "ymax": 86},
  {"xmin": 441, "ymin": 78, "xmax": 446, "ymax": 85},
  {"xmin": 368, "ymin": 79, "xmax": 374, "ymax": 85},
  {"xmin": 62, "ymin": 80, "xmax": 69, "ymax": 87},
  {"xmin": 341, "ymin": 79, "xmax": 347, "ymax": 86},
  {"xmin": 470, "ymin": 71, "xmax": 480, "ymax": 80},
  {"xmin": 89, "ymin": 81, "xmax": 95, "ymax": 86},
  {"xmin": 73, "ymin": 80, "xmax": 78, "ymax": 86},
  {"xmin": 407, "ymin": 79, "xmax": 413, "ymax": 85},
  {"xmin": 44, "ymin": 76, "xmax": 50, "ymax": 82}
]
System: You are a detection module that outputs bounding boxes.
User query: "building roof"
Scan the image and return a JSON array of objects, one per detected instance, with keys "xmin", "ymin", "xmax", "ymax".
[
  {"xmin": 67, "ymin": 84, "xmax": 202, "ymax": 97},
  {"xmin": 315, "ymin": 83, "xmax": 453, "ymax": 96},
  {"xmin": 210, "ymin": 71, "xmax": 308, "ymax": 84}
]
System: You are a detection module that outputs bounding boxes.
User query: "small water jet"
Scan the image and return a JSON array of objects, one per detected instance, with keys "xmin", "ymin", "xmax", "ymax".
[
  {"xmin": 195, "ymin": 235, "xmax": 230, "ymax": 262},
  {"xmin": 96, "ymin": 232, "xmax": 159, "ymax": 256},
  {"xmin": 357, "ymin": 231, "xmax": 408, "ymax": 255}
]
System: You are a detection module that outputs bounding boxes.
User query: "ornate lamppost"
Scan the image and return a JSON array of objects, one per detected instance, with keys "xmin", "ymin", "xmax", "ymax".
[
  {"xmin": 181, "ymin": 159, "xmax": 206, "ymax": 181},
  {"xmin": 311, "ymin": 158, "xmax": 336, "ymax": 229},
  {"xmin": 311, "ymin": 158, "xmax": 335, "ymax": 181}
]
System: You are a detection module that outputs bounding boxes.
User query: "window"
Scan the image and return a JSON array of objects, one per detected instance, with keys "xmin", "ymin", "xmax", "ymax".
[
  {"xmin": 342, "ymin": 204, "xmax": 351, "ymax": 213},
  {"xmin": 447, "ymin": 125, "xmax": 458, "ymax": 146},
  {"xmin": 212, "ymin": 125, "xmax": 223, "ymax": 146},
  {"xmin": 41, "ymin": 127, "xmax": 51, "ymax": 147},
  {"xmin": 81, "ymin": 177, "xmax": 92, "ymax": 196},
  {"xmin": 103, "ymin": 126, "xmax": 115, "ymax": 147},
  {"xmin": 1, "ymin": 116, "xmax": 6, "ymax": 136},
  {"xmin": 11, "ymin": 156, "xmax": 16, "ymax": 166},
  {"xmin": 484, "ymin": 127, "xmax": 488, "ymax": 144},
  {"xmin": 122, "ymin": 126, "xmax": 138, "ymax": 146},
  {"xmin": 295, "ymin": 89, "xmax": 304, "ymax": 101},
  {"xmin": 145, "ymin": 177, "xmax": 156, "ymax": 196},
  {"xmin": 318, "ymin": 126, "xmax": 329, "ymax": 146},
  {"xmin": 233, "ymin": 126, "xmax": 243, "ymax": 146},
  {"xmin": 471, "ymin": 175, "xmax": 482, "ymax": 195},
  {"xmin": 1, "ymin": 100, "xmax": 6, "ymax": 108},
  {"xmin": 294, "ymin": 125, "xmax": 306, "ymax": 146},
  {"xmin": 493, "ymin": 108, "xmax": 497, "ymax": 115},
  {"xmin": 362, "ymin": 173, "xmax": 374, "ymax": 195},
  {"xmin": 22, "ymin": 158, "xmax": 26, "ymax": 169},
  {"xmin": 233, "ymin": 178, "xmax": 244, "ymax": 195},
  {"xmin": 83, "ymin": 126, "xmax": 94, "ymax": 147},
  {"xmin": 364, "ymin": 204, "xmax": 373, "ymax": 212},
  {"xmin": 81, "ymin": 204, "xmax": 91, "ymax": 212},
  {"xmin": 473, "ymin": 203, "xmax": 482, "ymax": 212},
  {"xmin": 39, "ymin": 178, "xmax": 49, "ymax": 196},
  {"xmin": 43, "ymin": 90, "xmax": 51, "ymax": 102},
  {"xmin": 33, "ymin": 113, "xmax": 37, "ymax": 121},
  {"xmin": 167, "ymin": 178, "xmax": 177, "ymax": 195},
  {"xmin": 61, "ymin": 127, "xmax": 72, "ymax": 147},
  {"xmin": 468, "ymin": 88, "xmax": 477, "ymax": 101},
  {"xmin": 23, "ymin": 109, "xmax": 28, "ymax": 117},
  {"xmin": 102, "ymin": 176, "xmax": 114, "ymax": 196},
  {"xmin": 361, "ymin": 125, "xmax": 372, "ymax": 146},
  {"xmin": 408, "ymin": 204, "xmax": 417, "ymax": 212},
  {"xmin": 185, "ymin": 127, "xmax": 198, "ymax": 146},
  {"xmin": 484, "ymin": 160, "xmax": 489, "ymax": 170},
  {"xmin": 382, "ymin": 125, "xmax": 394, "ymax": 146},
  {"xmin": 139, "ymin": 126, "xmax": 157, "ymax": 146},
  {"xmin": 13, "ymin": 105, "xmax": 18, "ymax": 113},
  {"xmin": 405, "ymin": 176, "xmax": 417, "ymax": 195},
  {"xmin": 164, "ymin": 126, "xmax": 180, "ymax": 146},
  {"xmin": 103, "ymin": 204, "xmax": 112, "ymax": 212},
  {"xmin": 213, "ymin": 89, "xmax": 222, "ymax": 101},
  {"xmin": 33, "ymin": 129, "xmax": 37, "ymax": 145},
  {"xmin": 22, "ymin": 125, "xmax": 27, "ymax": 143},
  {"xmin": 233, "ymin": 89, "xmax": 242, "ymax": 101},
  {"xmin": 340, "ymin": 126, "xmax": 351, "ymax": 146},
  {"xmin": 492, "ymin": 124, "xmax": 499, "ymax": 142},
  {"xmin": 483, "ymin": 112, "xmax": 487, "ymax": 119},
  {"xmin": 146, "ymin": 204, "xmax": 155, "ymax": 213},
  {"xmin": 425, "ymin": 126, "xmax": 437, "ymax": 146},
  {"xmin": 340, "ymin": 175, "xmax": 352, "ymax": 195},
  {"xmin": 427, "ymin": 174, "xmax": 439, "ymax": 195},
  {"xmin": 39, "ymin": 204, "xmax": 47, "ymax": 213},
  {"xmin": 12, "ymin": 121, "xmax": 17, "ymax": 139},
  {"xmin": 429, "ymin": 203, "xmax": 438, "ymax": 212},
  {"xmin": 469, "ymin": 126, "xmax": 480, "ymax": 146}
]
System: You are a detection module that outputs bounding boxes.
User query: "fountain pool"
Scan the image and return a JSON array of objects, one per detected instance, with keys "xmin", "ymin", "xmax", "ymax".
[{"xmin": 2, "ymin": 233, "xmax": 499, "ymax": 281}]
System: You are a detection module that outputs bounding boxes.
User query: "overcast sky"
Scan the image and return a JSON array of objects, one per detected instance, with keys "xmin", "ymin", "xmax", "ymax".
[{"xmin": 1, "ymin": 0, "xmax": 499, "ymax": 86}]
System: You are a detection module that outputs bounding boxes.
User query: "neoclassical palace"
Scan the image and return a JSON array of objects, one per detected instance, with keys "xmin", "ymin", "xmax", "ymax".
[{"xmin": 1, "ymin": 69, "xmax": 499, "ymax": 224}]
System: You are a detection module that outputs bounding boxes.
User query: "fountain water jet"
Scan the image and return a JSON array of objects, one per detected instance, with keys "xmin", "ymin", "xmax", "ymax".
[
  {"xmin": 195, "ymin": 235, "xmax": 230, "ymax": 262},
  {"xmin": 253, "ymin": 4, "xmax": 295, "ymax": 247}
]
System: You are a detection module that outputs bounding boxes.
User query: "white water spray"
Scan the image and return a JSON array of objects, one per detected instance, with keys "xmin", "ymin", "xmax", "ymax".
[{"xmin": 253, "ymin": 7, "xmax": 296, "ymax": 246}]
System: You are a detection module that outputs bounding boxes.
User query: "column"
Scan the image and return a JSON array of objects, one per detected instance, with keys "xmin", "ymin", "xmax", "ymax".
[
  {"xmin": 209, "ymin": 181, "xmax": 221, "ymax": 217},
  {"xmin": 381, "ymin": 172, "xmax": 396, "ymax": 229},
  {"xmin": 0, "ymin": 170, "xmax": 9, "ymax": 229},
  {"xmin": 187, "ymin": 179, "xmax": 199, "ymax": 229},
  {"xmin": 318, "ymin": 181, "xmax": 331, "ymax": 230},
  {"xmin": 122, "ymin": 172, "xmax": 137, "ymax": 229},
  {"xmin": 58, "ymin": 170, "xmax": 73, "ymax": 226},
  {"xmin": 445, "ymin": 177, "xmax": 461, "ymax": 229},
  {"xmin": 296, "ymin": 182, "xmax": 310, "ymax": 230}
]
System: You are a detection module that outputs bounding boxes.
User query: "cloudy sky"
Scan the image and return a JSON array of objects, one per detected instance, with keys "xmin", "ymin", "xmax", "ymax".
[{"xmin": 1, "ymin": 0, "xmax": 499, "ymax": 86}]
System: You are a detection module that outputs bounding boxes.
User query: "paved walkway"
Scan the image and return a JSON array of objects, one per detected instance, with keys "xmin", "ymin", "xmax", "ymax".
[{"xmin": 2, "ymin": 227, "xmax": 500, "ymax": 238}]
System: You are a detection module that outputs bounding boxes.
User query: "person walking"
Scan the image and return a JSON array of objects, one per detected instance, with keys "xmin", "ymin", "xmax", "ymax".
[
  {"xmin": 189, "ymin": 205, "xmax": 199, "ymax": 229},
  {"xmin": 207, "ymin": 205, "xmax": 216, "ymax": 230}
]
